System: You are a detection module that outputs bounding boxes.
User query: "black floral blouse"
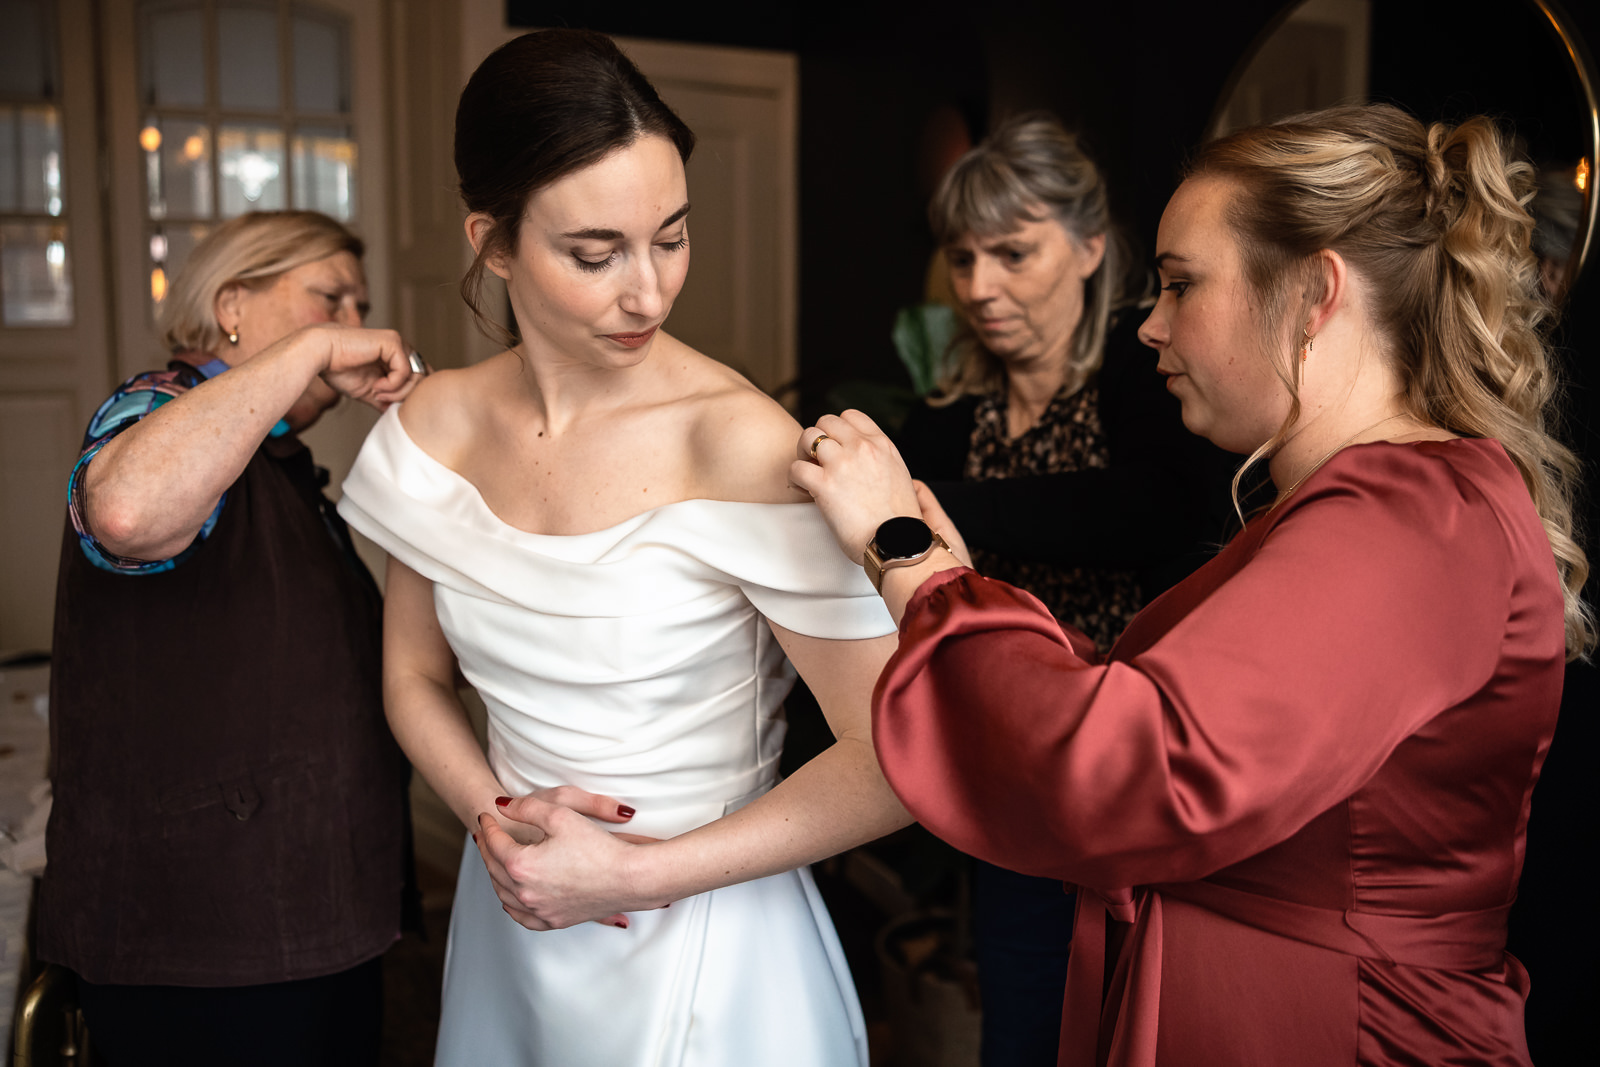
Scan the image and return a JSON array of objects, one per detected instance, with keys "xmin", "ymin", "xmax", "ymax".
[{"xmin": 964, "ymin": 383, "xmax": 1143, "ymax": 651}]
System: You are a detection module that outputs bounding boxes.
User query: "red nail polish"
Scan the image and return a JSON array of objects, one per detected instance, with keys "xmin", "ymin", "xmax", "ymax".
[
  {"xmin": 471, "ymin": 832, "xmax": 478, "ymax": 844},
  {"xmin": 495, "ymin": 796, "xmax": 511, "ymax": 808},
  {"xmin": 613, "ymin": 920, "xmax": 629, "ymax": 929},
  {"xmin": 617, "ymin": 805, "xmax": 636, "ymax": 819}
]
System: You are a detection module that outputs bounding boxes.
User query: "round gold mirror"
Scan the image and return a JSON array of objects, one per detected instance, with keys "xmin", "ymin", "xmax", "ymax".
[{"xmin": 1211, "ymin": 0, "xmax": 1598, "ymax": 304}]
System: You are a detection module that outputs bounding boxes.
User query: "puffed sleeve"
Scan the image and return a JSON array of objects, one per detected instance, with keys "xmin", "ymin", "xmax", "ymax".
[
  {"xmin": 69, "ymin": 368, "xmax": 227, "ymax": 574},
  {"xmin": 872, "ymin": 441, "xmax": 1563, "ymax": 890}
]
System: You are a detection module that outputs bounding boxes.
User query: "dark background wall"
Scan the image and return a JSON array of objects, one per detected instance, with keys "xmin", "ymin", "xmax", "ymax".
[
  {"xmin": 510, "ymin": 2, "xmax": 1596, "ymax": 1060},
  {"xmin": 506, "ymin": 0, "xmax": 1284, "ymax": 413}
]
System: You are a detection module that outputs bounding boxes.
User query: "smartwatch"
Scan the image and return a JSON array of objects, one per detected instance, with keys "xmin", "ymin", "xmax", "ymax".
[{"xmin": 863, "ymin": 516, "xmax": 949, "ymax": 593}]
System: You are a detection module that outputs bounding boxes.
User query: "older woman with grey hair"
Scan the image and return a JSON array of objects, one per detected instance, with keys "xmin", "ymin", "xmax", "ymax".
[
  {"xmin": 38, "ymin": 210, "xmax": 423, "ymax": 1066},
  {"xmin": 893, "ymin": 112, "xmax": 1225, "ymax": 1066}
]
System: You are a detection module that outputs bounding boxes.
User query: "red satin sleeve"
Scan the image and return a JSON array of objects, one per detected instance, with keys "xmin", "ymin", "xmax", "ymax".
[{"xmin": 871, "ymin": 442, "xmax": 1545, "ymax": 890}]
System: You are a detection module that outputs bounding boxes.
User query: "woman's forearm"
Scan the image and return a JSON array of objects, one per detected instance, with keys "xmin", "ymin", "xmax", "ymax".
[
  {"xmin": 622, "ymin": 624, "xmax": 917, "ymax": 906},
  {"xmin": 623, "ymin": 732, "xmax": 911, "ymax": 906},
  {"xmin": 384, "ymin": 671, "xmax": 505, "ymax": 832},
  {"xmin": 383, "ymin": 556, "xmax": 506, "ymax": 833},
  {"xmin": 514, "ymin": 624, "xmax": 915, "ymax": 917},
  {"xmin": 83, "ymin": 339, "xmax": 328, "ymax": 559}
]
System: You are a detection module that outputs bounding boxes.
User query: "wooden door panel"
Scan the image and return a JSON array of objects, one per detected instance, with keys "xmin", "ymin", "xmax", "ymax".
[
  {"xmin": 0, "ymin": 0, "xmax": 114, "ymax": 652},
  {"xmin": 0, "ymin": 394, "xmax": 78, "ymax": 649}
]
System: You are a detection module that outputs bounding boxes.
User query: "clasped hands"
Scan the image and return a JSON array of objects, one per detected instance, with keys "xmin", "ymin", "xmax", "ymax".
[{"xmin": 474, "ymin": 786, "xmax": 667, "ymax": 932}]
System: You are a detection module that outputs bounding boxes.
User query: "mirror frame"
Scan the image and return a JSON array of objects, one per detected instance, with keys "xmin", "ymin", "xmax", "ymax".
[
  {"xmin": 1209, "ymin": 0, "xmax": 1600, "ymax": 296},
  {"xmin": 1536, "ymin": 0, "xmax": 1599, "ymax": 288}
]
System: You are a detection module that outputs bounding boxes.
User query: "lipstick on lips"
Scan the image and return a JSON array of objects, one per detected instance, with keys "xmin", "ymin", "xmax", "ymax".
[{"xmin": 604, "ymin": 325, "xmax": 659, "ymax": 349}]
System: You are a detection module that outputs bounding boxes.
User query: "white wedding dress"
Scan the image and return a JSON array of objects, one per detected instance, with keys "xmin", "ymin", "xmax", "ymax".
[{"xmin": 339, "ymin": 407, "xmax": 893, "ymax": 1066}]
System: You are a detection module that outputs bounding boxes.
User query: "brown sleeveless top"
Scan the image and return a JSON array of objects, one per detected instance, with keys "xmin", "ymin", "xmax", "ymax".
[{"xmin": 38, "ymin": 431, "xmax": 407, "ymax": 985}]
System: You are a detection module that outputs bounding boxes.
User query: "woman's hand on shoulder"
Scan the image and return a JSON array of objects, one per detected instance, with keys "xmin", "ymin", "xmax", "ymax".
[{"xmin": 790, "ymin": 410, "xmax": 922, "ymax": 564}]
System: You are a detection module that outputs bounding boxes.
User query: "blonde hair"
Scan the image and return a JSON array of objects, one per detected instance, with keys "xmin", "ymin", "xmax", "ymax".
[
  {"xmin": 927, "ymin": 112, "xmax": 1132, "ymax": 404},
  {"xmin": 1189, "ymin": 103, "xmax": 1593, "ymax": 660},
  {"xmin": 158, "ymin": 211, "xmax": 364, "ymax": 355}
]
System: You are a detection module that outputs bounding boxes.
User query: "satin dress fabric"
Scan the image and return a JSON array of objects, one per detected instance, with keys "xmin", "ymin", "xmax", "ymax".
[
  {"xmin": 339, "ymin": 407, "xmax": 894, "ymax": 1067},
  {"xmin": 873, "ymin": 439, "xmax": 1563, "ymax": 1067}
]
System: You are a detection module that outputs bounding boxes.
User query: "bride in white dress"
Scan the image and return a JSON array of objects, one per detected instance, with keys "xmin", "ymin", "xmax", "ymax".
[{"xmin": 337, "ymin": 29, "xmax": 912, "ymax": 1066}]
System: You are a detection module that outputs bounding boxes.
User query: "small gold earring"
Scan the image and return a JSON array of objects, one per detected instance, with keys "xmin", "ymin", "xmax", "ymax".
[
  {"xmin": 1300, "ymin": 330, "xmax": 1314, "ymax": 362},
  {"xmin": 227, "ymin": 328, "xmax": 239, "ymax": 345}
]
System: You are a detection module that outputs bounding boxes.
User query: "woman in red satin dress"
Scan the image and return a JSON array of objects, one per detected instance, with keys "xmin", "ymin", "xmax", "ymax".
[{"xmin": 791, "ymin": 104, "xmax": 1591, "ymax": 1067}]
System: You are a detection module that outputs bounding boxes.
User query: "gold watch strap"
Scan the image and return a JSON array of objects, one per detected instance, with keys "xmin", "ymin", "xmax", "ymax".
[{"xmin": 864, "ymin": 531, "xmax": 949, "ymax": 593}]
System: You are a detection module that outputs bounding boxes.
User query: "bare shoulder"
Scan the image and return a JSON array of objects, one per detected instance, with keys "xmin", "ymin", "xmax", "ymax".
[
  {"xmin": 662, "ymin": 340, "xmax": 808, "ymax": 505},
  {"xmin": 395, "ymin": 353, "xmax": 516, "ymax": 467}
]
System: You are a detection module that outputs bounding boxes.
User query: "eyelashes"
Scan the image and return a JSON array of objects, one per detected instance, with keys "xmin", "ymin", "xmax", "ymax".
[{"xmin": 572, "ymin": 235, "xmax": 689, "ymax": 274}]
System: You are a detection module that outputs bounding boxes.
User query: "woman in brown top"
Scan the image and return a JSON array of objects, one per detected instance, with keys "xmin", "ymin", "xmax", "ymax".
[{"xmin": 40, "ymin": 211, "xmax": 422, "ymax": 1067}]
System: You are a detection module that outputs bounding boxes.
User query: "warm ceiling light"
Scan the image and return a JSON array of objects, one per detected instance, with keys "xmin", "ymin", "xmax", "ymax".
[
  {"xmin": 183, "ymin": 134, "xmax": 205, "ymax": 161},
  {"xmin": 150, "ymin": 266, "xmax": 167, "ymax": 303},
  {"xmin": 139, "ymin": 126, "xmax": 162, "ymax": 153},
  {"xmin": 222, "ymin": 151, "xmax": 280, "ymax": 201}
]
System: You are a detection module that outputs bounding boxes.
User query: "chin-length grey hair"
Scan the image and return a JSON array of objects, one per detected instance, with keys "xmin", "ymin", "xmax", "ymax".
[{"xmin": 927, "ymin": 111, "xmax": 1133, "ymax": 404}]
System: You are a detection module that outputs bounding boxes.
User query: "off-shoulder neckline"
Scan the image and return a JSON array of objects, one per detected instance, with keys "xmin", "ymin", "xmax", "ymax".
[{"xmin": 379, "ymin": 405, "xmax": 814, "ymax": 541}]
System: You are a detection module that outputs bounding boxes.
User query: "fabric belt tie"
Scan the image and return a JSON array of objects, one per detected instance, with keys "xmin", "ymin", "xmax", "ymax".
[{"xmin": 1057, "ymin": 880, "xmax": 1514, "ymax": 1067}]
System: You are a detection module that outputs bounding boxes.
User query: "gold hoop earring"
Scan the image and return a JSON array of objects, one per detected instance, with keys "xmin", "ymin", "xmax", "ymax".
[{"xmin": 1299, "ymin": 329, "xmax": 1314, "ymax": 362}]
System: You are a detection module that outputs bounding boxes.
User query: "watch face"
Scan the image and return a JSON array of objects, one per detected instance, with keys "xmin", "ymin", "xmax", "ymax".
[{"xmin": 874, "ymin": 516, "xmax": 934, "ymax": 560}]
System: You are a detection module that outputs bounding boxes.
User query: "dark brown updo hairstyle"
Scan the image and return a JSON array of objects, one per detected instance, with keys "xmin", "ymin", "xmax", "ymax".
[{"xmin": 455, "ymin": 29, "xmax": 696, "ymax": 345}]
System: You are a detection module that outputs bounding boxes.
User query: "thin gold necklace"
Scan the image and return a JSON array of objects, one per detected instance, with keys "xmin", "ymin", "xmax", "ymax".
[{"xmin": 1273, "ymin": 412, "xmax": 1408, "ymax": 505}]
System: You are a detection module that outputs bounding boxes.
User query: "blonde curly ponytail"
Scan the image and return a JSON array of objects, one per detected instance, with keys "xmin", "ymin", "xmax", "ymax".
[{"xmin": 1190, "ymin": 104, "xmax": 1594, "ymax": 660}]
